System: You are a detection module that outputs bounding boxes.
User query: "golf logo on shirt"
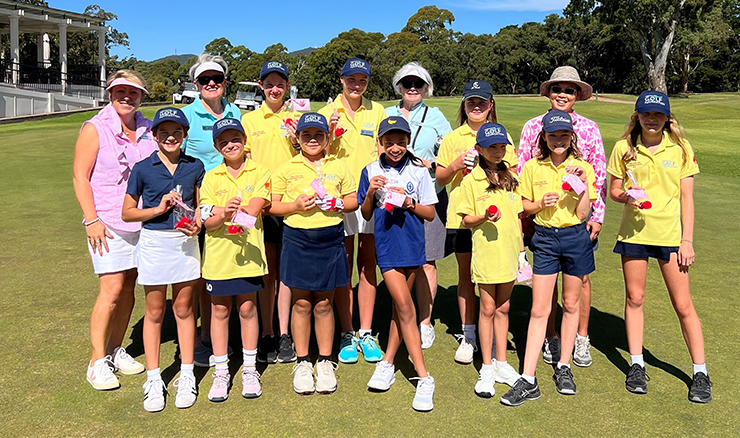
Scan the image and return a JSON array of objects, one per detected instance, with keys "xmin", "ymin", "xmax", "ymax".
[
  {"xmin": 644, "ymin": 95, "xmax": 666, "ymax": 106},
  {"xmin": 243, "ymin": 185, "xmax": 254, "ymax": 193},
  {"xmin": 662, "ymin": 160, "xmax": 677, "ymax": 169},
  {"xmin": 508, "ymin": 193, "xmax": 517, "ymax": 201}
]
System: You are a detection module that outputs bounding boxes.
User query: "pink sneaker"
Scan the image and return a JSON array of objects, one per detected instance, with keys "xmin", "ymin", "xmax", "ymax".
[
  {"xmin": 241, "ymin": 367, "xmax": 262, "ymax": 399},
  {"xmin": 207, "ymin": 370, "xmax": 230, "ymax": 402}
]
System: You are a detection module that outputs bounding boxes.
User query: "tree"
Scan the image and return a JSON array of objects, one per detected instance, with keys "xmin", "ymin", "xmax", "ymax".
[{"xmin": 402, "ymin": 6, "xmax": 457, "ymax": 43}]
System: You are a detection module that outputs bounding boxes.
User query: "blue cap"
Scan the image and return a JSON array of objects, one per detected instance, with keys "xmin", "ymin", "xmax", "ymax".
[
  {"xmin": 260, "ymin": 60, "xmax": 289, "ymax": 80},
  {"xmin": 341, "ymin": 57, "xmax": 371, "ymax": 78},
  {"xmin": 378, "ymin": 116, "xmax": 411, "ymax": 138},
  {"xmin": 542, "ymin": 110, "xmax": 574, "ymax": 133},
  {"xmin": 463, "ymin": 80, "xmax": 493, "ymax": 100},
  {"xmin": 296, "ymin": 112, "xmax": 329, "ymax": 133},
  {"xmin": 212, "ymin": 118, "xmax": 245, "ymax": 140},
  {"xmin": 152, "ymin": 107, "xmax": 189, "ymax": 130},
  {"xmin": 635, "ymin": 90, "xmax": 670, "ymax": 116},
  {"xmin": 476, "ymin": 123, "xmax": 511, "ymax": 147}
]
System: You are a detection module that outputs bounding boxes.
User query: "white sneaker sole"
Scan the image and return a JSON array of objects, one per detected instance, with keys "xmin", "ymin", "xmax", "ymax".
[
  {"xmin": 494, "ymin": 374, "xmax": 520, "ymax": 387},
  {"xmin": 474, "ymin": 388, "xmax": 495, "ymax": 398},
  {"xmin": 116, "ymin": 364, "xmax": 145, "ymax": 375},
  {"xmin": 367, "ymin": 377, "xmax": 395, "ymax": 391},
  {"xmin": 573, "ymin": 357, "xmax": 593, "ymax": 367},
  {"xmin": 143, "ymin": 401, "xmax": 165, "ymax": 413},
  {"xmin": 87, "ymin": 376, "xmax": 120, "ymax": 391},
  {"xmin": 454, "ymin": 355, "xmax": 473, "ymax": 365},
  {"xmin": 208, "ymin": 393, "xmax": 228, "ymax": 403},
  {"xmin": 412, "ymin": 401, "xmax": 433, "ymax": 412},
  {"xmin": 242, "ymin": 389, "xmax": 262, "ymax": 399},
  {"xmin": 294, "ymin": 386, "xmax": 315, "ymax": 395},
  {"xmin": 175, "ymin": 396, "xmax": 197, "ymax": 409}
]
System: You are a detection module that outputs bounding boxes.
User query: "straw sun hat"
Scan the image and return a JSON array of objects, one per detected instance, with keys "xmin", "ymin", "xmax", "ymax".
[{"xmin": 539, "ymin": 66, "xmax": 593, "ymax": 101}]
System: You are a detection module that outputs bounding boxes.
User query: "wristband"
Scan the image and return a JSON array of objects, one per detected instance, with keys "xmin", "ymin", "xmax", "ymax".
[{"xmin": 84, "ymin": 217, "xmax": 100, "ymax": 227}]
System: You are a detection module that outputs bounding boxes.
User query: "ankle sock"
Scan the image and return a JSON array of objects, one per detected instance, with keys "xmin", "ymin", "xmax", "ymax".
[
  {"xmin": 693, "ymin": 363, "xmax": 707, "ymax": 375},
  {"xmin": 481, "ymin": 363, "xmax": 495, "ymax": 373},
  {"xmin": 522, "ymin": 374, "xmax": 536, "ymax": 384},
  {"xmin": 557, "ymin": 362, "xmax": 571, "ymax": 369},
  {"xmin": 576, "ymin": 333, "xmax": 588, "ymax": 342},
  {"xmin": 297, "ymin": 355, "xmax": 310, "ymax": 363},
  {"xmin": 243, "ymin": 349, "xmax": 257, "ymax": 367},
  {"xmin": 358, "ymin": 329, "xmax": 371, "ymax": 338},
  {"xmin": 180, "ymin": 363, "xmax": 194, "ymax": 378},
  {"xmin": 494, "ymin": 359, "xmax": 508, "ymax": 369},
  {"xmin": 318, "ymin": 355, "xmax": 331, "ymax": 362},
  {"xmin": 631, "ymin": 354, "xmax": 645, "ymax": 367},
  {"xmin": 146, "ymin": 368, "xmax": 161, "ymax": 382},
  {"xmin": 214, "ymin": 354, "xmax": 228, "ymax": 371},
  {"xmin": 462, "ymin": 324, "xmax": 476, "ymax": 340}
]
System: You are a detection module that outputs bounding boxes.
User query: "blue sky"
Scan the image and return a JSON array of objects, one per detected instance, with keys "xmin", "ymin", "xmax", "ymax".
[{"xmin": 49, "ymin": 0, "xmax": 569, "ymax": 61}]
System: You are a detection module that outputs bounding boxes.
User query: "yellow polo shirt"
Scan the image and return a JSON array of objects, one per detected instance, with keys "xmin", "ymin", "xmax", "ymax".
[
  {"xmin": 436, "ymin": 124, "xmax": 518, "ymax": 229},
  {"xmin": 318, "ymin": 95, "xmax": 386, "ymax": 186},
  {"xmin": 200, "ymin": 160, "xmax": 271, "ymax": 280},
  {"xmin": 519, "ymin": 155, "xmax": 596, "ymax": 228},
  {"xmin": 242, "ymin": 104, "xmax": 301, "ymax": 174},
  {"xmin": 457, "ymin": 166, "xmax": 523, "ymax": 284},
  {"xmin": 272, "ymin": 154, "xmax": 355, "ymax": 229},
  {"xmin": 607, "ymin": 135, "xmax": 699, "ymax": 246}
]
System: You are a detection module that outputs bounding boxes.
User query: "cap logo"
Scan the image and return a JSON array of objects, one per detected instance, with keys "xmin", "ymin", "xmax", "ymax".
[
  {"xmin": 304, "ymin": 114, "xmax": 324, "ymax": 124},
  {"xmin": 484, "ymin": 126, "xmax": 502, "ymax": 137},
  {"xmin": 388, "ymin": 119, "xmax": 397, "ymax": 125},
  {"xmin": 549, "ymin": 115, "xmax": 570, "ymax": 124},
  {"xmin": 472, "ymin": 82, "xmax": 480, "ymax": 89},
  {"xmin": 350, "ymin": 60, "xmax": 367, "ymax": 70},
  {"xmin": 216, "ymin": 119, "xmax": 236, "ymax": 129},
  {"xmin": 159, "ymin": 109, "xmax": 180, "ymax": 119},
  {"xmin": 644, "ymin": 94, "xmax": 665, "ymax": 106},
  {"xmin": 267, "ymin": 61, "xmax": 283, "ymax": 69}
]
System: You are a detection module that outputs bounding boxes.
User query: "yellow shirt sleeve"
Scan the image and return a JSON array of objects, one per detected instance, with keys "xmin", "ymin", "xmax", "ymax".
[
  {"xmin": 241, "ymin": 113, "xmax": 253, "ymax": 153},
  {"xmin": 606, "ymin": 141, "xmax": 628, "ymax": 179},
  {"xmin": 253, "ymin": 164, "xmax": 272, "ymax": 201},
  {"xmin": 272, "ymin": 165, "xmax": 287, "ymax": 196},
  {"xmin": 513, "ymin": 191, "xmax": 524, "ymax": 215},
  {"xmin": 200, "ymin": 172, "xmax": 215, "ymax": 206},
  {"xmin": 505, "ymin": 133, "xmax": 518, "ymax": 169},
  {"xmin": 436, "ymin": 133, "xmax": 455, "ymax": 168},
  {"xmin": 680, "ymin": 140, "xmax": 700, "ymax": 179},
  {"xmin": 519, "ymin": 161, "xmax": 535, "ymax": 202},
  {"xmin": 457, "ymin": 177, "xmax": 476, "ymax": 217},
  {"xmin": 339, "ymin": 162, "xmax": 356, "ymax": 196},
  {"xmin": 584, "ymin": 162, "xmax": 597, "ymax": 202}
]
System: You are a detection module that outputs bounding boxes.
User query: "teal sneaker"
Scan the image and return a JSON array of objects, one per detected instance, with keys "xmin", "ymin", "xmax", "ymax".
[
  {"xmin": 359, "ymin": 334, "xmax": 383, "ymax": 363},
  {"xmin": 338, "ymin": 332, "xmax": 359, "ymax": 364}
]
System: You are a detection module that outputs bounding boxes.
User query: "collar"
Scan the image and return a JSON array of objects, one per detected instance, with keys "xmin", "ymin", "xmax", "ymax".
[
  {"xmin": 291, "ymin": 153, "xmax": 335, "ymax": 165},
  {"xmin": 540, "ymin": 155, "xmax": 577, "ymax": 169},
  {"xmin": 334, "ymin": 94, "xmax": 369, "ymax": 112},
  {"xmin": 470, "ymin": 165, "xmax": 488, "ymax": 181},
  {"xmin": 212, "ymin": 158, "xmax": 257, "ymax": 175},
  {"xmin": 258, "ymin": 102, "xmax": 285, "ymax": 119},
  {"xmin": 151, "ymin": 151, "xmax": 194, "ymax": 166},
  {"xmin": 459, "ymin": 124, "xmax": 475, "ymax": 136},
  {"xmin": 379, "ymin": 153, "xmax": 410, "ymax": 174},
  {"xmin": 636, "ymin": 132, "xmax": 674, "ymax": 155}
]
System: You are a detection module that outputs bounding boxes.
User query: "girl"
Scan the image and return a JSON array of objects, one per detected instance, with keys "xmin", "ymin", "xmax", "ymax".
[
  {"xmin": 122, "ymin": 107, "xmax": 204, "ymax": 412},
  {"xmin": 436, "ymin": 80, "xmax": 518, "ymax": 364},
  {"xmin": 501, "ymin": 110, "xmax": 596, "ymax": 407},
  {"xmin": 270, "ymin": 113, "xmax": 358, "ymax": 395},
  {"xmin": 200, "ymin": 118, "xmax": 271, "ymax": 402},
  {"xmin": 242, "ymin": 60, "xmax": 300, "ymax": 364},
  {"xmin": 318, "ymin": 58, "xmax": 386, "ymax": 364},
  {"xmin": 360, "ymin": 116, "xmax": 438, "ymax": 412},
  {"xmin": 607, "ymin": 91, "xmax": 711, "ymax": 403},
  {"xmin": 457, "ymin": 123, "xmax": 524, "ymax": 397}
]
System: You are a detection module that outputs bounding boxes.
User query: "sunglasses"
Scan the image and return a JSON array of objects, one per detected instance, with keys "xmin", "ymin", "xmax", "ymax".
[
  {"xmin": 197, "ymin": 74, "xmax": 225, "ymax": 86},
  {"xmin": 400, "ymin": 78, "xmax": 426, "ymax": 89},
  {"xmin": 551, "ymin": 85, "xmax": 577, "ymax": 95}
]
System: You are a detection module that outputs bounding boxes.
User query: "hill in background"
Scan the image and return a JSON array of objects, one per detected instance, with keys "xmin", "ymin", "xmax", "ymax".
[{"xmin": 150, "ymin": 54, "xmax": 198, "ymax": 64}]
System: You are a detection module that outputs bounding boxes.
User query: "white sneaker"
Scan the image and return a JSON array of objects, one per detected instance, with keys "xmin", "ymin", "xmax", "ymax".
[
  {"xmin": 574, "ymin": 335, "xmax": 593, "ymax": 367},
  {"xmin": 315, "ymin": 360, "xmax": 338, "ymax": 394},
  {"xmin": 142, "ymin": 379, "xmax": 167, "ymax": 413},
  {"xmin": 292, "ymin": 361, "xmax": 315, "ymax": 395},
  {"xmin": 173, "ymin": 374, "xmax": 197, "ymax": 409},
  {"xmin": 412, "ymin": 375, "xmax": 435, "ymax": 412},
  {"xmin": 420, "ymin": 324, "xmax": 435, "ymax": 350},
  {"xmin": 454, "ymin": 335, "xmax": 477, "ymax": 364},
  {"xmin": 86, "ymin": 356, "xmax": 120, "ymax": 390},
  {"xmin": 112, "ymin": 347, "xmax": 145, "ymax": 375},
  {"xmin": 542, "ymin": 335, "xmax": 560, "ymax": 365},
  {"xmin": 474, "ymin": 367, "xmax": 495, "ymax": 398},
  {"xmin": 367, "ymin": 360, "xmax": 396, "ymax": 391},
  {"xmin": 494, "ymin": 362, "xmax": 521, "ymax": 387}
]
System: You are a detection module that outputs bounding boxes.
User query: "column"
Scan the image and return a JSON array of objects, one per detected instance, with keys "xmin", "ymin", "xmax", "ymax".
[
  {"xmin": 58, "ymin": 23, "xmax": 67, "ymax": 93},
  {"xmin": 37, "ymin": 34, "xmax": 43, "ymax": 66},
  {"xmin": 10, "ymin": 15, "xmax": 19, "ymax": 85},
  {"xmin": 43, "ymin": 33, "xmax": 51, "ymax": 68},
  {"xmin": 98, "ymin": 29, "xmax": 106, "ymax": 99}
]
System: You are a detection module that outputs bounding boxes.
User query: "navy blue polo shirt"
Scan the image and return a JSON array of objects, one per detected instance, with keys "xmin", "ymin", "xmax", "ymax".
[
  {"xmin": 358, "ymin": 154, "xmax": 438, "ymax": 269},
  {"xmin": 126, "ymin": 151, "xmax": 205, "ymax": 230}
]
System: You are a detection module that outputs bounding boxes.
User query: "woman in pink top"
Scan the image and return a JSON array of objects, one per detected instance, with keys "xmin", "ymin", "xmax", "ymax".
[
  {"xmin": 73, "ymin": 70, "xmax": 159, "ymax": 391},
  {"xmin": 517, "ymin": 66, "xmax": 606, "ymax": 369}
]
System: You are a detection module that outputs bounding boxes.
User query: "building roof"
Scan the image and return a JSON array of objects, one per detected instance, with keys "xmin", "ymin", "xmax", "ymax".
[{"xmin": 0, "ymin": 0, "xmax": 109, "ymax": 34}]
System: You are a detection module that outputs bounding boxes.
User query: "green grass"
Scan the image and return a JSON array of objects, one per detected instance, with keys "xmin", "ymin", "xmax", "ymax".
[{"xmin": 1, "ymin": 95, "xmax": 739, "ymax": 437}]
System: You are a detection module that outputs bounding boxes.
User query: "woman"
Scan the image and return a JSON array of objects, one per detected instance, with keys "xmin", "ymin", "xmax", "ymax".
[
  {"xmin": 517, "ymin": 66, "xmax": 606, "ymax": 368},
  {"xmin": 182, "ymin": 53, "xmax": 243, "ymax": 367},
  {"xmin": 385, "ymin": 62, "xmax": 452, "ymax": 349},
  {"xmin": 73, "ymin": 70, "xmax": 158, "ymax": 390}
]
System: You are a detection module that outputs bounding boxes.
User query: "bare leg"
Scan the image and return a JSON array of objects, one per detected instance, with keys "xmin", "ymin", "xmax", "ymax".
[
  {"xmin": 236, "ymin": 294, "xmax": 259, "ymax": 351},
  {"xmin": 622, "ymin": 256, "xmax": 648, "ymax": 356},
  {"xmin": 357, "ymin": 233, "xmax": 377, "ymax": 332},
  {"xmin": 558, "ymin": 274, "xmax": 584, "ymax": 366},
  {"xmin": 383, "ymin": 268, "xmax": 427, "ymax": 377},
  {"xmin": 493, "ymin": 282, "xmax": 514, "ymax": 362},
  {"xmin": 143, "ymin": 285, "xmax": 168, "ymax": 371},
  {"xmin": 478, "ymin": 284, "xmax": 496, "ymax": 365},
  {"xmin": 291, "ymin": 289, "xmax": 313, "ymax": 358},
  {"xmin": 455, "ymin": 252, "xmax": 476, "ymax": 325},
  {"xmin": 90, "ymin": 269, "xmax": 134, "ymax": 362},
  {"xmin": 277, "ymin": 281, "xmax": 291, "ymax": 336},
  {"xmin": 545, "ymin": 279, "xmax": 558, "ymax": 338},
  {"xmin": 313, "ymin": 291, "xmax": 336, "ymax": 356},
  {"xmin": 578, "ymin": 275, "xmax": 592, "ymax": 337},
  {"xmin": 171, "ymin": 281, "xmax": 196, "ymax": 364},
  {"xmin": 522, "ymin": 274, "xmax": 559, "ymax": 377},
  {"xmin": 210, "ymin": 295, "xmax": 233, "ymax": 358},
  {"xmin": 335, "ymin": 236, "xmax": 355, "ymax": 333},
  {"xmin": 105, "ymin": 269, "xmax": 138, "ymax": 355}
]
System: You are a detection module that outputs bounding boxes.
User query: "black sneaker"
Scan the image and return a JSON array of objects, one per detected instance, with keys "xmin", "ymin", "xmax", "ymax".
[
  {"xmin": 257, "ymin": 335, "xmax": 277, "ymax": 364},
  {"xmin": 553, "ymin": 366, "xmax": 576, "ymax": 395},
  {"xmin": 500, "ymin": 377, "xmax": 541, "ymax": 407},
  {"xmin": 277, "ymin": 334, "xmax": 297, "ymax": 363},
  {"xmin": 688, "ymin": 372, "xmax": 712, "ymax": 403},
  {"xmin": 625, "ymin": 364, "xmax": 649, "ymax": 394}
]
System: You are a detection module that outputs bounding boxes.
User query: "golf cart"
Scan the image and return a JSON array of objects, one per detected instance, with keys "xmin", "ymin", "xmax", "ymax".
[
  {"xmin": 234, "ymin": 81, "xmax": 263, "ymax": 111},
  {"xmin": 173, "ymin": 82, "xmax": 199, "ymax": 105}
]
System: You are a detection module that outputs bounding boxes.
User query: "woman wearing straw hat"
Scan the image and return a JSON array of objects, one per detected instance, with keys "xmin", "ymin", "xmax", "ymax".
[{"xmin": 517, "ymin": 66, "xmax": 607, "ymax": 369}]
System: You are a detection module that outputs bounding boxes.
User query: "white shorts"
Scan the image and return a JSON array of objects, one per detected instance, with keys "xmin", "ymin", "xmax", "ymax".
[
  {"xmin": 87, "ymin": 228, "xmax": 139, "ymax": 275},
  {"xmin": 343, "ymin": 209, "xmax": 374, "ymax": 236},
  {"xmin": 137, "ymin": 228, "xmax": 201, "ymax": 286}
]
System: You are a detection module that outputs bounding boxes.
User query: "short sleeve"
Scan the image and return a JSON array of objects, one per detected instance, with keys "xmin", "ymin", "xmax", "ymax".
[
  {"xmin": 241, "ymin": 114, "xmax": 252, "ymax": 152},
  {"xmin": 606, "ymin": 142, "xmax": 627, "ymax": 179},
  {"xmin": 504, "ymin": 133, "xmax": 518, "ymax": 169},
  {"xmin": 436, "ymin": 133, "xmax": 455, "ymax": 168},
  {"xmin": 272, "ymin": 165, "xmax": 287, "ymax": 196},
  {"xmin": 680, "ymin": 141, "xmax": 700, "ymax": 179},
  {"xmin": 518, "ymin": 161, "xmax": 535, "ymax": 202},
  {"xmin": 457, "ymin": 178, "xmax": 476, "ymax": 217},
  {"xmin": 585, "ymin": 162, "xmax": 597, "ymax": 202},
  {"xmin": 199, "ymin": 172, "xmax": 215, "ymax": 206},
  {"xmin": 126, "ymin": 162, "xmax": 144, "ymax": 196},
  {"xmin": 195, "ymin": 161, "xmax": 206, "ymax": 187},
  {"xmin": 339, "ymin": 163, "xmax": 356, "ymax": 196},
  {"xmin": 357, "ymin": 167, "xmax": 370, "ymax": 205},
  {"xmin": 513, "ymin": 191, "xmax": 524, "ymax": 214},
  {"xmin": 416, "ymin": 167, "xmax": 438, "ymax": 206},
  {"xmin": 253, "ymin": 164, "xmax": 272, "ymax": 201}
]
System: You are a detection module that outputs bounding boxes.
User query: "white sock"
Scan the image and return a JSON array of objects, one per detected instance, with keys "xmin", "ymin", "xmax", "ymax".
[
  {"xmin": 180, "ymin": 363, "xmax": 194, "ymax": 378},
  {"xmin": 420, "ymin": 323, "xmax": 432, "ymax": 329},
  {"xmin": 358, "ymin": 329, "xmax": 372, "ymax": 338},
  {"xmin": 462, "ymin": 324, "xmax": 476, "ymax": 340},
  {"xmin": 214, "ymin": 354, "xmax": 228, "ymax": 371},
  {"xmin": 481, "ymin": 363, "xmax": 495, "ymax": 373},
  {"xmin": 146, "ymin": 368, "xmax": 161, "ymax": 382},
  {"xmin": 494, "ymin": 359, "xmax": 508, "ymax": 369},
  {"xmin": 631, "ymin": 354, "xmax": 645, "ymax": 367},
  {"xmin": 693, "ymin": 363, "xmax": 707, "ymax": 375},
  {"xmin": 522, "ymin": 374, "xmax": 536, "ymax": 384},
  {"xmin": 343, "ymin": 330, "xmax": 356, "ymax": 337},
  {"xmin": 243, "ymin": 348, "xmax": 257, "ymax": 368},
  {"xmin": 576, "ymin": 333, "xmax": 588, "ymax": 342},
  {"xmin": 557, "ymin": 362, "xmax": 571, "ymax": 369}
]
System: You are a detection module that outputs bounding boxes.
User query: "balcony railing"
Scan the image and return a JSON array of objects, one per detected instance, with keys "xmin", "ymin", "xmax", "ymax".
[{"xmin": 0, "ymin": 60, "xmax": 106, "ymax": 100}]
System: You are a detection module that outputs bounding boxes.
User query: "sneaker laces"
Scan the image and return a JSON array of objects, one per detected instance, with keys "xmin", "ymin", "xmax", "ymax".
[
  {"xmin": 292, "ymin": 361, "xmax": 313, "ymax": 377},
  {"xmin": 211, "ymin": 371, "xmax": 230, "ymax": 389},
  {"xmin": 316, "ymin": 360, "xmax": 339, "ymax": 378},
  {"xmin": 374, "ymin": 361, "xmax": 394, "ymax": 379},
  {"xmin": 100, "ymin": 355, "xmax": 117, "ymax": 376},
  {"xmin": 340, "ymin": 333, "xmax": 356, "ymax": 349},
  {"xmin": 507, "ymin": 378, "xmax": 531, "ymax": 398},
  {"xmin": 279, "ymin": 335, "xmax": 292, "ymax": 350},
  {"xmin": 143, "ymin": 379, "xmax": 166, "ymax": 398},
  {"xmin": 242, "ymin": 367, "xmax": 261, "ymax": 385},
  {"xmin": 692, "ymin": 373, "xmax": 712, "ymax": 390},
  {"xmin": 361, "ymin": 334, "xmax": 380, "ymax": 349},
  {"xmin": 555, "ymin": 366, "xmax": 574, "ymax": 383},
  {"xmin": 454, "ymin": 334, "xmax": 479, "ymax": 352},
  {"xmin": 173, "ymin": 374, "xmax": 196, "ymax": 394},
  {"xmin": 411, "ymin": 376, "xmax": 435, "ymax": 397}
]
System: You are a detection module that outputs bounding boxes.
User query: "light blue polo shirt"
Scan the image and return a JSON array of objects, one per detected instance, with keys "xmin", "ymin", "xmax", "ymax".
[{"xmin": 181, "ymin": 97, "xmax": 241, "ymax": 172}]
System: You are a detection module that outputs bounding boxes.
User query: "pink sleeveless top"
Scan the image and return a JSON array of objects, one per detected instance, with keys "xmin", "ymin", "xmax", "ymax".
[{"xmin": 84, "ymin": 104, "xmax": 158, "ymax": 233}]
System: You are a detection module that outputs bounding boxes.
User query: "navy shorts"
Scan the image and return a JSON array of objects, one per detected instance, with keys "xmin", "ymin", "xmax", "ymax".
[
  {"xmin": 263, "ymin": 216, "xmax": 284, "ymax": 245},
  {"xmin": 613, "ymin": 241, "xmax": 678, "ymax": 262},
  {"xmin": 380, "ymin": 266, "xmax": 421, "ymax": 274},
  {"xmin": 531, "ymin": 223, "xmax": 595, "ymax": 276},
  {"xmin": 445, "ymin": 228, "xmax": 472, "ymax": 255},
  {"xmin": 205, "ymin": 277, "xmax": 263, "ymax": 297}
]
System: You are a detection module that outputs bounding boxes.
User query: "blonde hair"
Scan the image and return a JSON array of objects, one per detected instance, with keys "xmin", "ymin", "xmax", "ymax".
[
  {"xmin": 106, "ymin": 69, "xmax": 146, "ymax": 89},
  {"xmin": 536, "ymin": 130, "xmax": 581, "ymax": 161},
  {"xmin": 620, "ymin": 111, "xmax": 688, "ymax": 162},
  {"xmin": 457, "ymin": 97, "xmax": 497, "ymax": 127}
]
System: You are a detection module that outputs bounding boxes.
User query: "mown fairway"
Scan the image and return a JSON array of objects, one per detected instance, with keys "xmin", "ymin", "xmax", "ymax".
[{"xmin": 1, "ymin": 94, "xmax": 738, "ymax": 437}]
